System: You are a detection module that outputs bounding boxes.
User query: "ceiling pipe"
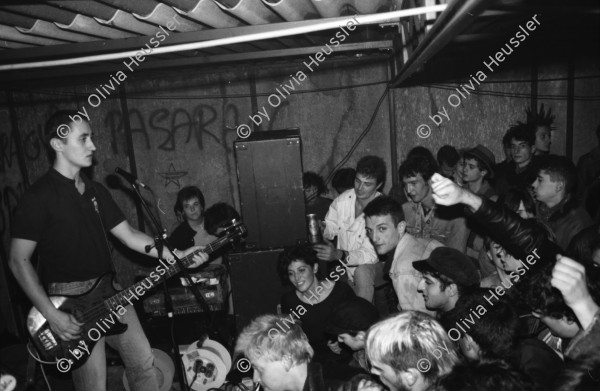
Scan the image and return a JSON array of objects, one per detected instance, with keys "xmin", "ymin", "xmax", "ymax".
[
  {"xmin": 390, "ymin": 0, "xmax": 491, "ymax": 87},
  {"xmin": 0, "ymin": 4, "xmax": 446, "ymax": 72}
]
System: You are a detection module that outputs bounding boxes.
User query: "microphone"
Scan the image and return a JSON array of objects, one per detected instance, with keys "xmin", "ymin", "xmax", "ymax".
[{"xmin": 103, "ymin": 159, "xmax": 149, "ymax": 189}]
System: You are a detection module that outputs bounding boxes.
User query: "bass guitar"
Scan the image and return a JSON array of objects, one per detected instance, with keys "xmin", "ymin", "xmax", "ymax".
[{"xmin": 27, "ymin": 220, "xmax": 246, "ymax": 373}]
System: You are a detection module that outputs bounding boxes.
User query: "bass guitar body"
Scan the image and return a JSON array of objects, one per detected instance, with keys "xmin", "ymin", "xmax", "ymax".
[
  {"xmin": 27, "ymin": 219, "xmax": 247, "ymax": 373},
  {"xmin": 28, "ymin": 273, "xmax": 127, "ymax": 371}
]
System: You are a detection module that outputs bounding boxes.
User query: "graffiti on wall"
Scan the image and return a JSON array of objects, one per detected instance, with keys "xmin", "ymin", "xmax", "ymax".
[
  {"xmin": 1, "ymin": 122, "xmax": 47, "ymax": 172},
  {"xmin": 0, "ymin": 183, "xmax": 25, "ymax": 253},
  {"xmin": 157, "ymin": 163, "xmax": 188, "ymax": 189},
  {"xmin": 0, "ymin": 99, "xmax": 245, "ymax": 248},
  {"xmin": 104, "ymin": 103, "xmax": 241, "ymax": 153}
]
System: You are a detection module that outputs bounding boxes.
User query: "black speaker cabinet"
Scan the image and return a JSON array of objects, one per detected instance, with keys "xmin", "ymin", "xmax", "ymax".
[
  {"xmin": 227, "ymin": 249, "xmax": 291, "ymax": 332},
  {"xmin": 234, "ymin": 129, "xmax": 306, "ymax": 249}
]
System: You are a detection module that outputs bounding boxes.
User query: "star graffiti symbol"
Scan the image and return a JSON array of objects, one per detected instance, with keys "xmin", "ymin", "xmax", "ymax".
[{"xmin": 157, "ymin": 163, "xmax": 188, "ymax": 188}]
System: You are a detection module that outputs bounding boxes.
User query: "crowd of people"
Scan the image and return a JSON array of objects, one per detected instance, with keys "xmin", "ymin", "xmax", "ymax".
[
  {"xmin": 7, "ymin": 105, "xmax": 600, "ymax": 391},
  {"xmin": 235, "ymin": 107, "xmax": 600, "ymax": 391}
]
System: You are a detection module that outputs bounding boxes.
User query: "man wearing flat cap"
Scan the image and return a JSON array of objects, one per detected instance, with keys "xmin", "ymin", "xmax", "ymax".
[
  {"xmin": 462, "ymin": 144, "xmax": 499, "ymax": 278},
  {"xmin": 413, "ymin": 247, "xmax": 480, "ymax": 314}
]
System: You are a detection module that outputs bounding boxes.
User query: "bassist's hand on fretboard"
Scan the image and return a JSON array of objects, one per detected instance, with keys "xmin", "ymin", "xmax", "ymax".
[{"xmin": 170, "ymin": 246, "xmax": 208, "ymax": 268}]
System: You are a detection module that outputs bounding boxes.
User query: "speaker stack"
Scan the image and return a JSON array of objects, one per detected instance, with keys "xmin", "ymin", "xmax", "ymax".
[{"xmin": 231, "ymin": 129, "xmax": 305, "ymax": 332}]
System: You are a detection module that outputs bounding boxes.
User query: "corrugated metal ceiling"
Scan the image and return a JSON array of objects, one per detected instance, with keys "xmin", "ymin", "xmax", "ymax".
[
  {"xmin": 0, "ymin": 0, "xmax": 598, "ymax": 86},
  {"xmin": 0, "ymin": 0, "xmax": 436, "ymax": 84},
  {"xmin": 0, "ymin": 0, "xmax": 405, "ymax": 49}
]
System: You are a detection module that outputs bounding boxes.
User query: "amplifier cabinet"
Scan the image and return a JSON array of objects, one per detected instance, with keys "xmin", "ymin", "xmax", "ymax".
[
  {"xmin": 226, "ymin": 249, "xmax": 293, "ymax": 332},
  {"xmin": 234, "ymin": 129, "xmax": 306, "ymax": 249}
]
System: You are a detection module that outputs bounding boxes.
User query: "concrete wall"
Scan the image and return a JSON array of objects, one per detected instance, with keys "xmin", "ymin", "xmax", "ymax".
[
  {"xmin": 1, "ymin": 55, "xmax": 598, "ymax": 336},
  {"xmin": 394, "ymin": 66, "xmax": 533, "ymax": 166}
]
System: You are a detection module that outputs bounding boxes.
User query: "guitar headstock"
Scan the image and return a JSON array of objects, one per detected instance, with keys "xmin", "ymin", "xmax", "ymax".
[{"xmin": 220, "ymin": 219, "xmax": 247, "ymax": 243}]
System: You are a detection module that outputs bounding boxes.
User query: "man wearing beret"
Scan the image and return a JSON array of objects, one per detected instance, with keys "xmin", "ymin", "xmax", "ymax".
[{"xmin": 413, "ymin": 247, "xmax": 481, "ymax": 314}]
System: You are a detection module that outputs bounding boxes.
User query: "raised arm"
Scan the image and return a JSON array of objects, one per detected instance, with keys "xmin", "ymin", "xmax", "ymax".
[
  {"xmin": 552, "ymin": 255, "xmax": 599, "ymax": 330},
  {"xmin": 430, "ymin": 173, "xmax": 482, "ymax": 211},
  {"xmin": 430, "ymin": 173, "xmax": 557, "ymax": 261}
]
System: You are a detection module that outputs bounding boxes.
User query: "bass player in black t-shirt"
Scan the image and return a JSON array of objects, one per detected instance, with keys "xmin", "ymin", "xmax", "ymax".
[{"xmin": 9, "ymin": 110, "xmax": 208, "ymax": 391}]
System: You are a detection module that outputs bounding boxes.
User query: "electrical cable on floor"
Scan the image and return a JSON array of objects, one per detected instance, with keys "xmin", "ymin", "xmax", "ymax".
[
  {"xmin": 26, "ymin": 343, "xmax": 56, "ymax": 366},
  {"xmin": 25, "ymin": 343, "xmax": 53, "ymax": 391},
  {"xmin": 39, "ymin": 364, "xmax": 51, "ymax": 391}
]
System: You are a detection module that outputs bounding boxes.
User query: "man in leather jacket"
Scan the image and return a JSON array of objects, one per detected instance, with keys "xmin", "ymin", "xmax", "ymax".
[
  {"xmin": 429, "ymin": 173, "xmax": 600, "ymax": 360},
  {"xmin": 532, "ymin": 155, "xmax": 592, "ymax": 250}
]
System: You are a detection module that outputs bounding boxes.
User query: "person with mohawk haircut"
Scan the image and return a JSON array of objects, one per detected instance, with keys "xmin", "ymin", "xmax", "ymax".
[{"xmin": 524, "ymin": 104, "xmax": 555, "ymax": 156}]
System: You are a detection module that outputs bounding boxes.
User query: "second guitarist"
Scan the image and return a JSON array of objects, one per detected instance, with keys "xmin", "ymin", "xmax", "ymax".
[{"xmin": 9, "ymin": 110, "xmax": 208, "ymax": 391}]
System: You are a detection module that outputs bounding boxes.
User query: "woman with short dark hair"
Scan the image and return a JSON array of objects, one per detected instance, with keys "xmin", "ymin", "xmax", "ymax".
[{"xmin": 279, "ymin": 244, "xmax": 355, "ymax": 364}]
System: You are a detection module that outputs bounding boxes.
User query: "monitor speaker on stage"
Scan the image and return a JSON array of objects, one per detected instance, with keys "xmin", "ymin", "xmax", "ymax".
[
  {"xmin": 227, "ymin": 249, "xmax": 291, "ymax": 332},
  {"xmin": 234, "ymin": 129, "xmax": 306, "ymax": 249}
]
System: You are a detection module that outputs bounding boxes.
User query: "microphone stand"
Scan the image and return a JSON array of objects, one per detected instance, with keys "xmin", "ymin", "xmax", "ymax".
[{"xmin": 127, "ymin": 182, "xmax": 213, "ymax": 391}]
